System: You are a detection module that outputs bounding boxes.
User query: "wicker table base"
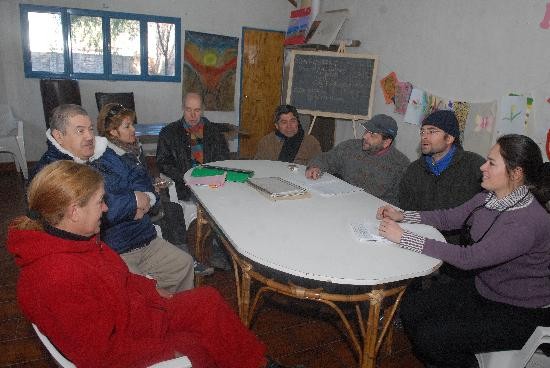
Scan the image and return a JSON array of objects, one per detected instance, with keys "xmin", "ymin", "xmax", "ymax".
[{"xmin": 194, "ymin": 204, "xmax": 407, "ymax": 368}]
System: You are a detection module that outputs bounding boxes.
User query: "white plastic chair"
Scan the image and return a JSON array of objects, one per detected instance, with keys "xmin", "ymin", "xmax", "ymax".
[
  {"xmin": 32, "ymin": 323, "xmax": 192, "ymax": 368},
  {"xmin": 0, "ymin": 105, "xmax": 28, "ymax": 180},
  {"xmin": 160, "ymin": 173, "xmax": 197, "ymax": 230},
  {"xmin": 476, "ymin": 326, "xmax": 550, "ymax": 368}
]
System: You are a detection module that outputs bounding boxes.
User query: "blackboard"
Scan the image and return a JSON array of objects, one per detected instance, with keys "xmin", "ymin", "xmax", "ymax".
[{"xmin": 286, "ymin": 50, "xmax": 378, "ymax": 120}]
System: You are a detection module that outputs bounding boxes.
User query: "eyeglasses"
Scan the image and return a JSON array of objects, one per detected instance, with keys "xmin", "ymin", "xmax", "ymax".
[
  {"xmin": 364, "ymin": 129, "xmax": 380, "ymax": 136},
  {"xmin": 419, "ymin": 128, "xmax": 444, "ymax": 136}
]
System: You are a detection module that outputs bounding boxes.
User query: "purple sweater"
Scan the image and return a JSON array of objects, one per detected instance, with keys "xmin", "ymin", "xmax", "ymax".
[{"xmin": 401, "ymin": 189, "xmax": 550, "ymax": 308}]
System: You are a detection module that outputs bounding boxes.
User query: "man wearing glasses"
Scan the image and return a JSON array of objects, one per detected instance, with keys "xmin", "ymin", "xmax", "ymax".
[
  {"xmin": 305, "ymin": 114, "xmax": 409, "ymax": 206},
  {"xmin": 399, "ymin": 110, "xmax": 485, "ymax": 248}
]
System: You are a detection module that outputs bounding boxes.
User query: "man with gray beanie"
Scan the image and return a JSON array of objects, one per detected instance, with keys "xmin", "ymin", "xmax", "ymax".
[
  {"xmin": 399, "ymin": 109, "xmax": 485, "ymax": 250},
  {"xmin": 306, "ymin": 114, "xmax": 409, "ymax": 205}
]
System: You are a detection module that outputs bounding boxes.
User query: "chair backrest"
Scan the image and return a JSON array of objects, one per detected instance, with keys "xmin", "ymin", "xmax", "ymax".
[
  {"xmin": 0, "ymin": 104, "xmax": 17, "ymax": 136},
  {"xmin": 95, "ymin": 92, "xmax": 137, "ymax": 123},
  {"xmin": 0, "ymin": 104, "xmax": 18, "ymax": 136},
  {"xmin": 32, "ymin": 324, "xmax": 76, "ymax": 368},
  {"xmin": 40, "ymin": 79, "xmax": 82, "ymax": 129}
]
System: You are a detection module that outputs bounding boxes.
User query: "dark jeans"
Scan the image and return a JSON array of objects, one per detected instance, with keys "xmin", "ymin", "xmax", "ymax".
[
  {"xmin": 400, "ymin": 277, "xmax": 550, "ymax": 368},
  {"xmin": 154, "ymin": 200, "xmax": 187, "ymax": 246}
]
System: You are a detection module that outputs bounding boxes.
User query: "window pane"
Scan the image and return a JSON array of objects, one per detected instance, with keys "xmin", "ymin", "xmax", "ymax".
[
  {"xmin": 28, "ymin": 12, "xmax": 64, "ymax": 73},
  {"xmin": 70, "ymin": 15, "xmax": 103, "ymax": 74},
  {"xmin": 110, "ymin": 19, "xmax": 140, "ymax": 75},
  {"xmin": 147, "ymin": 22, "xmax": 175, "ymax": 76}
]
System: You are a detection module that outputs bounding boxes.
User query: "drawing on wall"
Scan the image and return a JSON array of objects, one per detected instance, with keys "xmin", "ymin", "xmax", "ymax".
[
  {"xmin": 183, "ymin": 31, "xmax": 238, "ymax": 111},
  {"xmin": 393, "ymin": 81, "xmax": 413, "ymax": 115},
  {"xmin": 451, "ymin": 101, "xmax": 471, "ymax": 133},
  {"xmin": 380, "ymin": 72, "xmax": 398, "ymax": 104},
  {"xmin": 495, "ymin": 95, "xmax": 527, "ymax": 136},
  {"xmin": 403, "ymin": 88, "xmax": 448, "ymax": 125},
  {"xmin": 463, "ymin": 101, "xmax": 497, "ymax": 155},
  {"xmin": 403, "ymin": 88, "xmax": 428, "ymax": 125}
]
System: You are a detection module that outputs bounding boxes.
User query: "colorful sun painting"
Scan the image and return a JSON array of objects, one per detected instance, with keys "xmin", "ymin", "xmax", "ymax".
[{"xmin": 183, "ymin": 31, "xmax": 239, "ymax": 111}]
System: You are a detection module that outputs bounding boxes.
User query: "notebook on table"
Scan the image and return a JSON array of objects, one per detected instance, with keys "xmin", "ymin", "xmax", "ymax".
[{"xmin": 247, "ymin": 177, "xmax": 309, "ymax": 201}]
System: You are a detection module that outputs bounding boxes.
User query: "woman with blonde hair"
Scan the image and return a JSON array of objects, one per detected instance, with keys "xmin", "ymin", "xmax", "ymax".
[{"xmin": 8, "ymin": 160, "xmax": 290, "ymax": 368}]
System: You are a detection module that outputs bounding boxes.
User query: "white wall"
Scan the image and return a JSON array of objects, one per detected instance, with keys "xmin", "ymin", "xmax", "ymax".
[
  {"xmin": 321, "ymin": 0, "xmax": 550, "ymax": 159},
  {"xmin": 2, "ymin": 0, "xmax": 550, "ymax": 162},
  {"xmin": 0, "ymin": 0, "xmax": 292, "ymax": 161}
]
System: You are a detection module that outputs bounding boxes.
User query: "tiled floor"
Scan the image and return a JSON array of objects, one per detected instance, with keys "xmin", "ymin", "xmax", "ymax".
[{"xmin": 0, "ymin": 168, "xmax": 423, "ymax": 368}]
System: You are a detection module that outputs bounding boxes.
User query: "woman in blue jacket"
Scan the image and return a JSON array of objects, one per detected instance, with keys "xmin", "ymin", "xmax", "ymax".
[{"xmin": 95, "ymin": 103, "xmax": 197, "ymax": 294}]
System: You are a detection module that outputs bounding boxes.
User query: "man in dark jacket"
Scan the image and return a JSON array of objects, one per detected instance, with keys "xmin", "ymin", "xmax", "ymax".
[
  {"xmin": 156, "ymin": 92, "xmax": 229, "ymax": 201},
  {"xmin": 399, "ymin": 110, "xmax": 485, "ymax": 279},
  {"xmin": 33, "ymin": 104, "xmax": 195, "ymax": 293}
]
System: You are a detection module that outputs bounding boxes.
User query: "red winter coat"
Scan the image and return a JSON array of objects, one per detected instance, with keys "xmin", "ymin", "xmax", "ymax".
[{"xmin": 7, "ymin": 228, "xmax": 265, "ymax": 368}]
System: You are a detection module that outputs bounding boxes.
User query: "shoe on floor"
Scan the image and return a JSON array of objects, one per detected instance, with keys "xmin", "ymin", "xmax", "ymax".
[
  {"xmin": 193, "ymin": 261, "xmax": 214, "ymax": 276},
  {"xmin": 210, "ymin": 237, "xmax": 232, "ymax": 271}
]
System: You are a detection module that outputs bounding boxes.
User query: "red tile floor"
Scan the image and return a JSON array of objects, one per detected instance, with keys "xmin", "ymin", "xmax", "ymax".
[{"xmin": 0, "ymin": 168, "xmax": 423, "ymax": 367}]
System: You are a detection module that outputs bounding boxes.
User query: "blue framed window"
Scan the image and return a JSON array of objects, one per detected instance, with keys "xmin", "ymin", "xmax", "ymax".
[{"xmin": 20, "ymin": 4, "xmax": 181, "ymax": 82}]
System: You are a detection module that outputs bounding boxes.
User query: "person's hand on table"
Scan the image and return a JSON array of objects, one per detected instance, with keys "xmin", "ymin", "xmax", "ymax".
[
  {"xmin": 378, "ymin": 218, "xmax": 404, "ymax": 244},
  {"xmin": 305, "ymin": 166, "xmax": 322, "ymax": 180},
  {"xmin": 376, "ymin": 205, "xmax": 404, "ymax": 221}
]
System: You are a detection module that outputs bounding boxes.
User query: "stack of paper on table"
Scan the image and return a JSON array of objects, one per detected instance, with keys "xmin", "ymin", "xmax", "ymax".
[
  {"xmin": 289, "ymin": 173, "xmax": 362, "ymax": 197},
  {"xmin": 350, "ymin": 221, "xmax": 384, "ymax": 242},
  {"xmin": 247, "ymin": 177, "xmax": 309, "ymax": 201}
]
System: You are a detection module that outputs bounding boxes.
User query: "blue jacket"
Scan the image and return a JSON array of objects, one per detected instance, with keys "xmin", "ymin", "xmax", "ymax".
[
  {"xmin": 34, "ymin": 131, "xmax": 157, "ymax": 254},
  {"xmin": 91, "ymin": 142, "xmax": 158, "ymax": 254}
]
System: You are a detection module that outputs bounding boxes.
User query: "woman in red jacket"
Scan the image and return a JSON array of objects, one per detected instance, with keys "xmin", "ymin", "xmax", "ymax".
[{"xmin": 7, "ymin": 160, "xmax": 286, "ymax": 368}]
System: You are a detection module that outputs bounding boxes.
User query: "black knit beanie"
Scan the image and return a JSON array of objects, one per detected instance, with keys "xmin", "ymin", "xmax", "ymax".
[{"xmin": 422, "ymin": 110, "xmax": 460, "ymax": 140}]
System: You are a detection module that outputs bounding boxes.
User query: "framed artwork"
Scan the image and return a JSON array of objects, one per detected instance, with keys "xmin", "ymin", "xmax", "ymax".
[{"xmin": 183, "ymin": 31, "xmax": 238, "ymax": 111}]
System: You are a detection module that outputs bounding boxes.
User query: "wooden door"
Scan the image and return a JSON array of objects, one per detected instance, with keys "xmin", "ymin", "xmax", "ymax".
[{"xmin": 239, "ymin": 28, "xmax": 285, "ymax": 159}]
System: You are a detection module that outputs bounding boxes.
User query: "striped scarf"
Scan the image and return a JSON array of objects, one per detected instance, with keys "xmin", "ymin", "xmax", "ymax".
[{"xmin": 183, "ymin": 120, "xmax": 204, "ymax": 167}]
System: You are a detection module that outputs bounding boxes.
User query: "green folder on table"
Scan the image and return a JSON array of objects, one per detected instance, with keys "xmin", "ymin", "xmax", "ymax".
[{"xmin": 191, "ymin": 165, "xmax": 254, "ymax": 183}]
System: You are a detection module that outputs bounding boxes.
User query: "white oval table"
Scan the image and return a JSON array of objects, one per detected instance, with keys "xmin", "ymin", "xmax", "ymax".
[{"xmin": 185, "ymin": 160, "xmax": 443, "ymax": 368}]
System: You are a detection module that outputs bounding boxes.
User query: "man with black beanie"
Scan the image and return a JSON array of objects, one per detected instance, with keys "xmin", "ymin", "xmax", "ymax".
[{"xmin": 399, "ymin": 110, "xmax": 485, "ymax": 279}]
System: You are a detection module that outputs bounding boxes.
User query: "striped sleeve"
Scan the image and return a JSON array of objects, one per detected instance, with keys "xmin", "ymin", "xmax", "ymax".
[
  {"xmin": 400, "ymin": 230, "xmax": 425, "ymax": 253},
  {"xmin": 402, "ymin": 211, "xmax": 421, "ymax": 223}
]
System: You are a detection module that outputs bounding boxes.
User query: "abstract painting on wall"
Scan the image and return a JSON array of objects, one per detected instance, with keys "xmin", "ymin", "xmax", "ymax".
[{"xmin": 183, "ymin": 31, "xmax": 238, "ymax": 111}]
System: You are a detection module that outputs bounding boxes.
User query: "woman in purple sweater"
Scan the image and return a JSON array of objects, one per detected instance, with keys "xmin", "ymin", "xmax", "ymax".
[{"xmin": 377, "ymin": 134, "xmax": 550, "ymax": 368}]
